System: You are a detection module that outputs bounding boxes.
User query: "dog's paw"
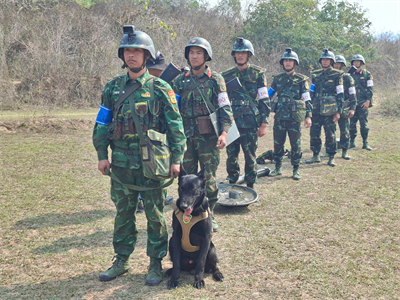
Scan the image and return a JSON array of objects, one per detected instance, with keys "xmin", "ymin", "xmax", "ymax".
[
  {"xmin": 193, "ymin": 279, "xmax": 205, "ymax": 289},
  {"xmin": 167, "ymin": 278, "xmax": 179, "ymax": 289},
  {"xmin": 164, "ymin": 268, "xmax": 172, "ymax": 277},
  {"xmin": 213, "ymin": 270, "xmax": 224, "ymax": 282}
]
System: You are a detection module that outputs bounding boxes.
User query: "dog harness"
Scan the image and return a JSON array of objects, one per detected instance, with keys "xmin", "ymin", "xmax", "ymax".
[{"xmin": 170, "ymin": 202, "xmax": 210, "ymax": 252}]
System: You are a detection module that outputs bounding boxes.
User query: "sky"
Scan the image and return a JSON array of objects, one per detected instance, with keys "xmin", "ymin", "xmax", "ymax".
[{"xmin": 207, "ymin": 0, "xmax": 400, "ymax": 35}]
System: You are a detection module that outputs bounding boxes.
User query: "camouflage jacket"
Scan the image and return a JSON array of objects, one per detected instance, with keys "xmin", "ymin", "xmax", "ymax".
[
  {"xmin": 173, "ymin": 66, "xmax": 233, "ymax": 137},
  {"xmin": 310, "ymin": 67, "xmax": 344, "ymax": 115},
  {"xmin": 93, "ymin": 71, "xmax": 186, "ymax": 167},
  {"xmin": 221, "ymin": 64, "xmax": 270, "ymax": 128},
  {"xmin": 351, "ymin": 69, "xmax": 373, "ymax": 106},
  {"xmin": 342, "ymin": 73, "xmax": 357, "ymax": 110},
  {"xmin": 269, "ymin": 71, "xmax": 313, "ymax": 121}
]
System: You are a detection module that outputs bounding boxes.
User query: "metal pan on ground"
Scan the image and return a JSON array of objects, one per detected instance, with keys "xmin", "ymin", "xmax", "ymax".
[{"xmin": 217, "ymin": 183, "xmax": 259, "ymax": 207}]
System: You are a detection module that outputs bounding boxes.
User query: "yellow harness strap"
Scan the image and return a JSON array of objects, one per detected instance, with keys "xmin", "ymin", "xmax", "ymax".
[{"xmin": 170, "ymin": 202, "xmax": 210, "ymax": 252}]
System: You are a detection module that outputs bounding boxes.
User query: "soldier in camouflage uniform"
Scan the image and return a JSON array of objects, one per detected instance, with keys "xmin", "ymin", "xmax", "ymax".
[
  {"xmin": 173, "ymin": 37, "xmax": 233, "ymax": 232},
  {"xmin": 306, "ymin": 49, "xmax": 344, "ymax": 167},
  {"xmin": 349, "ymin": 54, "xmax": 374, "ymax": 150},
  {"xmin": 267, "ymin": 48, "xmax": 312, "ymax": 180},
  {"xmin": 333, "ymin": 55, "xmax": 357, "ymax": 159},
  {"xmin": 221, "ymin": 37, "xmax": 270, "ymax": 187},
  {"xmin": 93, "ymin": 26, "xmax": 186, "ymax": 286}
]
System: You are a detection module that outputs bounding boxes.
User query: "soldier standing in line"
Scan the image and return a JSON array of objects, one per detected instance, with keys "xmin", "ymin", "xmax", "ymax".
[
  {"xmin": 221, "ymin": 37, "xmax": 270, "ymax": 188},
  {"xmin": 173, "ymin": 37, "xmax": 233, "ymax": 232},
  {"xmin": 267, "ymin": 48, "xmax": 312, "ymax": 180},
  {"xmin": 93, "ymin": 26, "xmax": 186, "ymax": 285},
  {"xmin": 306, "ymin": 49, "xmax": 344, "ymax": 167},
  {"xmin": 349, "ymin": 54, "xmax": 374, "ymax": 151}
]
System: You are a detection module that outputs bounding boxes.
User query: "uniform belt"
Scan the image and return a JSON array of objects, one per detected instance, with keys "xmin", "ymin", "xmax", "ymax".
[
  {"xmin": 279, "ymin": 96, "xmax": 291, "ymax": 103},
  {"xmin": 113, "ymin": 147, "xmax": 140, "ymax": 155},
  {"xmin": 183, "ymin": 118, "xmax": 198, "ymax": 127},
  {"xmin": 231, "ymin": 99, "xmax": 250, "ymax": 106}
]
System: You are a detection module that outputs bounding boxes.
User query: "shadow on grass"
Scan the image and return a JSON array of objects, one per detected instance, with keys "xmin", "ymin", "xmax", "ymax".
[
  {"xmin": 0, "ymin": 271, "xmax": 170, "ymax": 300},
  {"xmin": 11, "ymin": 210, "xmax": 115, "ymax": 230},
  {"xmin": 31, "ymin": 229, "xmax": 148, "ymax": 254},
  {"xmin": 214, "ymin": 204, "xmax": 251, "ymax": 216}
]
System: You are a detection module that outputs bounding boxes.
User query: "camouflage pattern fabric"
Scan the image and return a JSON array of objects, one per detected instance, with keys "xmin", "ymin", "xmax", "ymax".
[
  {"xmin": 226, "ymin": 128, "xmax": 258, "ymax": 184},
  {"xmin": 350, "ymin": 69, "xmax": 373, "ymax": 142},
  {"xmin": 93, "ymin": 70, "xmax": 186, "ymax": 259},
  {"xmin": 338, "ymin": 117, "xmax": 350, "ymax": 149},
  {"xmin": 183, "ymin": 134, "xmax": 220, "ymax": 206},
  {"xmin": 173, "ymin": 66, "xmax": 233, "ymax": 204},
  {"xmin": 221, "ymin": 64, "xmax": 270, "ymax": 128},
  {"xmin": 310, "ymin": 114, "xmax": 338, "ymax": 155},
  {"xmin": 273, "ymin": 119, "xmax": 302, "ymax": 166},
  {"xmin": 110, "ymin": 166, "xmax": 168, "ymax": 258},
  {"xmin": 269, "ymin": 72, "xmax": 312, "ymax": 166},
  {"xmin": 222, "ymin": 64, "xmax": 270, "ymax": 186},
  {"xmin": 338, "ymin": 73, "xmax": 357, "ymax": 149},
  {"xmin": 309, "ymin": 67, "xmax": 344, "ymax": 155}
]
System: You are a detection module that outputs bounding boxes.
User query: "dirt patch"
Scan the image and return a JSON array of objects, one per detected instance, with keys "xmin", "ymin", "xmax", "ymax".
[{"xmin": 0, "ymin": 118, "xmax": 94, "ymax": 134}]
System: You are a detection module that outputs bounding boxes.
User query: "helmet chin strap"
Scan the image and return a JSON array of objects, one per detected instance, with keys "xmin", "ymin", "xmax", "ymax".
[
  {"xmin": 283, "ymin": 66, "xmax": 294, "ymax": 73},
  {"xmin": 187, "ymin": 59, "xmax": 206, "ymax": 71},
  {"xmin": 234, "ymin": 52, "xmax": 249, "ymax": 66},
  {"xmin": 123, "ymin": 51, "xmax": 148, "ymax": 73}
]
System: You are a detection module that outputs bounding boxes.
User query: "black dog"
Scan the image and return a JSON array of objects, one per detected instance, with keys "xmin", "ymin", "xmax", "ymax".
[{"xmin": 167, "ymin": 165, "xmax": 224, "ymax": 289}]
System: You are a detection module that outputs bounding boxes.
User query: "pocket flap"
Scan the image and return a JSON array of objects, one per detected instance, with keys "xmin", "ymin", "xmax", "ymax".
[{"xmin": 147, "ymin": 129, "xmax": 167, "ymax": 145}]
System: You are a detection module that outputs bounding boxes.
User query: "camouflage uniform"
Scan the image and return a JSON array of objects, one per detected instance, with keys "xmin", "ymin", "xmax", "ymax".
[
  {"xmin": 221, "ymin": 64, "xmax": 270, "ymax": 185},
  {"xmin": 173, "ymin": 66, "xmax": 233, "ymax": 207},
  {"xmin": 309, "ymin": 67, "xmax": 344, "ymax": 157},
  {"xmin": 350, "ymin": 69, "xmax": 373, "ymax": 145},
  {"xmin": 269, "ymin": 72, "xmax": 312, "ymax": 167},
  {"xmin": 338, "ymin": 73, "xmax": 357, "ymax": 149},
  {"xmin": 93, "ymin": 71, "xmax": 186, "ymax": 259}
]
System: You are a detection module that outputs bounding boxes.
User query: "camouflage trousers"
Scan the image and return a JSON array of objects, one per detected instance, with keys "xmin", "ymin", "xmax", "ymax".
[
  {"xmin": 273, "ymin": 119, "xmax": 302, "ymax": 166},
  {"xmin": 338, "ymin": 116, "xmax": 350, "ymax": 149},
  {"xmin": 350, "ymin": 106, "xmax": 369, "ymax": 141},
  {"xmin": 310, "ymin": 114, "xmax": 337, "ymax": 155},
  {"xmin": 226, "ymin": 127, "xmax": 258, "ymax": 185},
  {"xmin": 110, "ymin": 165, "xmax": 168, "ymax": 259},
  {"xmin": 183, "ymin": 133, "xmax": 220, "ymax": 206}
]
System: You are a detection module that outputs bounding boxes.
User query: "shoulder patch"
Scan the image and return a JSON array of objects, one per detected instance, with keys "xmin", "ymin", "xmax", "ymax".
[
  {"xmin": 218, "ymin": 78, "xmax": 227, "ymax": 92},
  {"xmin": 167, "ymin": 90, "xmax": 177, "ymax": 104},
  {"xmin": 339, "ymin": 77, "xmax": 343, "ymax": 85},
  {"xmin": 304, "ymin": 81, "xmax": 310, "ymax": 90}
]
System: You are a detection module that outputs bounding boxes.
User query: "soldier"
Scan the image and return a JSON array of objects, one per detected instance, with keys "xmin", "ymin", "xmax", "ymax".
[
  {"xmin": 221, "ymin": 37, "xmax": 270, "ymax": 187},
  {"xmin": 267, "ymin": 48, "xmax": 312, "ymax": 180},
  {"xmin": 173, "ymin": 37, "xmax": 233, "ymax": 232},
  {"xmin": 93, "ymin": 26, "xmax": 186, "ymax": 286},
  {"xmin": 146, "ymin": 50, "xmax": 168, "ymax": 77},
  {"xmin": 349, "ymin": 54, "xmax": 373, "ymax": 150},
  {"xmin": 306, "ymin": 49, "xmax": 344, "ymax": 167},
  {"xmin": 333, "ymin": 55, "xmax": 357, "ymax": 159}
]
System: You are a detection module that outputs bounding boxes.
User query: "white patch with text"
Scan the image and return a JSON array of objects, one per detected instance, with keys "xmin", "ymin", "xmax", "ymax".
[
  {"xmin": 258, "ymin": 87, "xmax": 268, "ymax": 99},
  {"xmin": 336, "ymin": 85, "xmax": 344, "ymax": 94},
  {"xmin": 301, "ymin": 92, "xmax": 311, "ymax": 101},
  {"xmin": 367, "ymin": 80, "xmax": 373, "ymax": 87},
  {"xmin": 349, "ymin": 86, "xmax": 356, "ymax": 95},
  {"xmin": 218, "ymin": 92, "xmax": 230, "ymax": 107}
]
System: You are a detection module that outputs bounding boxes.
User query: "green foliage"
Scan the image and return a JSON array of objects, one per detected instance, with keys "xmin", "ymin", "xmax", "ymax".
[
  {"xmin": 243, "ymin": 0, "xmax": 375, "ymax": 70},
  {"xmin": 216, "ymin": 0, "xmax": 242, "ymax": 18},
  {"xmin": 75, "ymin": 0, "xmax": 100, "ymax": 8}
]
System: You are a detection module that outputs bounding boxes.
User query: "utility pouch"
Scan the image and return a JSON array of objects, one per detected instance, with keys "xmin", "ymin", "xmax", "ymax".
[
  {"xmin": 319, "ymin": 95, "xmax": 338, "ymax": 116},
  {"xmin": 340, "ymin": 100, "xmax": 351, "ymax": 119},
  {"xmin": 197, "ymin": 116, "xmax": 215, "ymax": 135},
  {"xmin": 291, "ymin": 99, "xmax": 306, "ymax": 122},
  {"xmin": 107, "ymin": 120, "xmax": 122, "ymax": 140},
  {"xmin": 141, "ymin": 129, "xmax": 171, "ymax": 181}
]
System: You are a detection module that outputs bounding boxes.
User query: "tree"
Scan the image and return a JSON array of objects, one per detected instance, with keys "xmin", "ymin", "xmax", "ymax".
[{"xmin": 243, "ymin": 0, "xmax": 374, "ymax": 69}]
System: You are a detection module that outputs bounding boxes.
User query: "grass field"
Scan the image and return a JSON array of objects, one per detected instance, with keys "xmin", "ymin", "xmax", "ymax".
[{"xmin": 1, "ymin": 105, "xmax": 399, "ymax": 299}]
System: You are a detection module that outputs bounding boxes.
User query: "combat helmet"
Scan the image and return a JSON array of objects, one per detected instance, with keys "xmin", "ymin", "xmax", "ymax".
[
  {"xmin": 280, "ymin": 48, "xmax": 299, "ymax": 65},
  {"xmin": 319, "ymin": 48, "xmax": 336, "ymax": 65},
  {"xmin": 118, "ymin": 25, "xmax": 156, "ymax": 62},
  {"xmin": 231, "ymin": 37, "xmax": 255, "ymax": 56},
  {"xmin": 351, "ymin": 54, "xmax": 365, "ymax": 65},
  {"xmin": 335, "ymin": 55, "xmax": 347, "ymax": 66},
  {"xmin": 184, "ymin": 37, "xmax": 212, "ymax": 61}
]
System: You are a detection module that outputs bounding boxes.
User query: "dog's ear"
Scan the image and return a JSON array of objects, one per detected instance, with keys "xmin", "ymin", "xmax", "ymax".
[
  {"xmin": 197, "ymin": 163, "xmax": 206, "ymax": 181},
  {"xmin": 179, "ymin": 163, "xmax": 187, "ymax": 182}
]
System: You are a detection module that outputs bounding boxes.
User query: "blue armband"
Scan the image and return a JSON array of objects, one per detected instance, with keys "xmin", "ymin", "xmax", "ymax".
[
  {"xmin": 310, "ymin": 84, "xmax": 316, "ymax": 92},
  {"xmin": 96, "ymin": 105, "xmax": 112, "ymax": 125},
  {"xmin": 268, "ymin": 87, "xmax": 275, "ymax": 98},
  {"xmin": 175, "ymin": 94, "xmax": 181, "ymax": 108}
]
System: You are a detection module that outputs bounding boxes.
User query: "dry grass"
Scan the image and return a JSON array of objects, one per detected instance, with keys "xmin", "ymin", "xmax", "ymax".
[{"xmin": 1, "ymin": 99, "xmax": 399, "ymax": 299}]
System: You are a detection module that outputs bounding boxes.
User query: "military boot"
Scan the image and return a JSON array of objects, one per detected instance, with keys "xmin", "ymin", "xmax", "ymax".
[
  {"xmin": 327, "ymin": 156, "xmax": 336, "ymax": 167},
  {"xmin": 292, "ymin": 166, "xmax": 301, "ymax": 180},
  {"xmin": 341, "ymin": 149, "xmax": 351, "ymax": 160},
  {"xmin": 146, "ymin": 258, "xmax": 163, "ymax": 286},
  {"xmin": 349, "ymin": 139, "xmax": 356, "ymax": 148},
  {"xmin": 362, "ymin": 141, "xmax": 372, "ymax": 151},
  {"xmin": 268, "ymin": 164, "xmax": 282, "ymax": 177},
  {"xmin": 99, "ymin": 255, "xmax": 130, "ymax": 281},
  {"xmin": 306, "ymin": 153, "xmax": 321, "ymax": 164},
  {"xmin": 320, "ymin": 152, "xmax": 329, "ymax": 158}
]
